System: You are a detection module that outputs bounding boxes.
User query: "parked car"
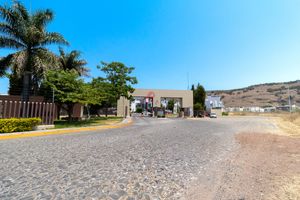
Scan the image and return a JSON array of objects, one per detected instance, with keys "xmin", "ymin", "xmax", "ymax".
[
  {"xmin": 196, "ymin": 113, "xmax": 204, "ymax": 118},
  {"xmin": 210, "ymin": 112, "xmax": 217, "ymax": 118},
  {"xmin": 143, "ymin": 111, "xmax": 153, "ymax": 117}
]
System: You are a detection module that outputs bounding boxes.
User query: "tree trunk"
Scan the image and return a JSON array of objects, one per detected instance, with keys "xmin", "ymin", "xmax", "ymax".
[
  {"xmin": 87, "ymin": 105, "xmax": 91, "ymax": 119},
  {"xmin": 105, "ymin": 103, "xmax": 108, "ymax": 117},
  {"xmin": 96, "ymin": 109, "xmax": 100, "ymax": 117},
  {"xmin": 105, "ymin": 104, "xmax": 108, "ymax": 117},
  {"xmin": 32, "ymin": 75, "xmax": 39, "ymax": 96},
  {"xmin": 67, "ymin": 104, "xmax": 73, "ymax": 122},
  {"xmin": 21, "ymin": 72, "xmax": 31, "ymax": 101},
  {"xmin": 22, "ymin": 50, "xmax": 33, "ymax": 101},
  {"xmin": 56, "ymin": 104, "xmax": 61, "ymax": 120}
]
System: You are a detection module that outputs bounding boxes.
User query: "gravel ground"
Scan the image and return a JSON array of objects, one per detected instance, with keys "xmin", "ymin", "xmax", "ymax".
[{"xmin": 0, "ymin": 117, "xmax": 280, "ymax": 199}]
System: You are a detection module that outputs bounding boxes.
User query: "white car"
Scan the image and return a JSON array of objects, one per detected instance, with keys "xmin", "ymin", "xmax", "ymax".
[{"xmin": 210, "ymin": 113, "xmax": 217, "ymax": 118}]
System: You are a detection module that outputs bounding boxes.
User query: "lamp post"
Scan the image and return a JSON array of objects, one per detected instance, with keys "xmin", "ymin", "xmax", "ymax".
[{"xmin": 288, "ymin": 85, "xmax": 292, "ymax": 113}]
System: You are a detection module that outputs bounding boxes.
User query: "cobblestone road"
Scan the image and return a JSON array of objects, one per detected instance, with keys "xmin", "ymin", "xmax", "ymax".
[{"xmin": 0, "ymin": 117, "xmax": 274, "ymax": 199}]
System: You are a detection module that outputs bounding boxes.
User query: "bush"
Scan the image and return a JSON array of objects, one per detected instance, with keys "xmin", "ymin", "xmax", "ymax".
[
  {"xmin": 222, "ymin": 112, "xmax": 229, "ymax": 116},
  {"xmin": 0, "ymin": 118, "xmax": 41, "ymax": 133},
  {"xmin": 136, "ymin": 107, "xmax": 143, "ymax": 113}
]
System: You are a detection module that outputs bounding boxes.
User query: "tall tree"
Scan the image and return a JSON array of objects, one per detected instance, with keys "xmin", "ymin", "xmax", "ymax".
[
  {"xmin": 167, "ymin": 99, "xmax": 175, "ymax": 112},
  {"xmin": 58, "ymin": 48, "xmax": 89, "ymax": 76},
  {"xmin": 41, "ymin": 69, "xmax": 85, "ymax": 121},
  {"xmin": 89, "ymin": 77, "xmax": 112, "ymax": 117},
  {"xmin": 98, "ymin": 61, "xmax": 138, "ymax": 102},
  {"xmin": 0, "ymin": 1, "xmax": 68, "ymax": 99},
  {"xmin": 192, "ymin": 83, "xmax": 206, "ymax": 116}
]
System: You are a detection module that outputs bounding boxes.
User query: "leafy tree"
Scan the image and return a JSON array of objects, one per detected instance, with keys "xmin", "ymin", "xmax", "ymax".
[
  {"xmin": 0, "ymin": 1, "xmax": 68, "ymax": 99},
  {"xmin": 167, "ymin": 99, "xmax": 175, "ymax": 112},
  {"xmin": 81, "ymin": 82, "xmax": 105, "ymax": 118},
  {"xmin": 191, "ymin": 84, "xmax": 195, "ymax": 92},
  {"xmin": 192, "ymin": 83, "xmax": 206, "ymax": 116},
  {"xmin": 194, "ymin": 103, "xmax": 204, "ymax": 116},
  {"xmin": 97, "ymin": 61, "xmax": 138, "ymax": 116},
  {"xmin": 58, "ymin": 48, "xmax": 89, "ymax": 76},
  {"xmin": 7, "ymin": 72, "xmax": 23, "ymax": 95},
  {"xmin": 41, "ymin": 69, "xmax": 85, "ymax": 121},
  {"xmin": 192, "ymin": 83, "xmax": 206, "ymax": 106},
  {"xmin": 90, "ymin": 77, "xmax": 114, "ymax": 117}
]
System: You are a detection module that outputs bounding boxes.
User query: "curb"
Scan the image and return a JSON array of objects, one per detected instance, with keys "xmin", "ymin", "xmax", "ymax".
[{"xmin": 0, "ymin": 118, "xmax": 133, "ymax": 141}]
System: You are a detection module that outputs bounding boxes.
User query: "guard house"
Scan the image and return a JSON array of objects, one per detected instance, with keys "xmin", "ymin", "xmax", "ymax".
[{"xmin": 117, "ymin": 89, "xmax": 193, "ymax": 117}]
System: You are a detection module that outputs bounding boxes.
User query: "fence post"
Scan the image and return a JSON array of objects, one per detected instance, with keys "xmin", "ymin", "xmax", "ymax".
[
  {"xmin": 22, "ymin": 101, "xmax": 26, "ymax": 118},
  {"xmin": 0, "ymin": 100, "xmax": 2, "ymax": 118},
  {"xmin": 13, "ymin": 101, "xmax": 17, "ymax": 118},
  {"xmin": 30, "ymin": 102, "xmax": 34, "ymax": 118},
  {"xmin": 45, "ymin": 103, "xmax": 49, "ymax": 125},
  {"xmin": 38, "ymin": 102, "xmax": 42, "ymax": 119},
  {"xmin": 48, "ymin": 103, "xmax": 53, "ymax": 125},
  {"xmin": 52, "ymin": 103, "xmax": 56, "ymax": 124},
  {"xmin": 34, "ymin": 102, "xmax": 38, "ymax": 118},
  {"xmin": 17, "ymin": 101, "xmax": 21, "ymax": 118},
  {"xmin": 8, "ymin": 101, "xmax": 12, "ymax": 118},
  {"xmin": 26, "ymin": 101, "xmax": 30, "ymax": 118},
  {"xmin": 3, "ymin": 101, "xmax": 7, "ymax": 118}
]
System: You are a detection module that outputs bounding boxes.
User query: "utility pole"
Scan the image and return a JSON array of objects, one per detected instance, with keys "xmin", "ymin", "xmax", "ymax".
[
  {"xmin": 52, "ymin": 88, "xmax": 55, "ymax": 103},
  {"xmin": 288, "ymin": 85, "xmax": 292, "ymax": 113},
  {"xmin": 187, "ymin": 72, "xmax": 190, "ymax": 90}
]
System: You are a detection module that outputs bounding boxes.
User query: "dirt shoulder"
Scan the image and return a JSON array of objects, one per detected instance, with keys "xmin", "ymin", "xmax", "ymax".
[
  {"xmin": 186, "ymin": 117, "xmax": 300, "ymax": 200},
  {"xmin": 272, "ymin": 114, "xmax": 300, "ymax": 138},
  {"xmin": 187, "ymin": 132, "xmax": 300, "ymax": 200},
  {"xmin": 229, "ymin": 112, "xmax": 300, "ymax": 137},
  {"xmin": 214, "ymin": 133, "xmax": 300, "ymax": 200}
]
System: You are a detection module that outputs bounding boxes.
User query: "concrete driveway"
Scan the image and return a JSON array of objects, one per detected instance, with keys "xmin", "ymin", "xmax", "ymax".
[{"xmin": 0, "ymin": 117, "xmax": 278, "ymax": 200}]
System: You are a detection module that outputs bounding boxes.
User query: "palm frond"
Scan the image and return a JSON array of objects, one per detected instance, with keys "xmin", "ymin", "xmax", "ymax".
[
  {"xmin": 13, "ymin": 1, "xmax": 29, "ymax": 21},
  {"xmin": 0, "ymin": 5, "xmax": 15, "ymax": 24},
  {"xmin": 40, "ymin": 32, "xmax": 69, "ymax": 46},
  {"xmin": 32, "ymin": 9, "xmax": 53, "ymax": 29},
  {"xmin": 10, "ymin": 50, "xmax": 27, "ymax": 73},
  {"xmin": 0, "ymin": 1, "xmax": 68, "ymax": 90},
  {"xmin": 58, "ymin": 47, "xmax": 65, "ymax": 57},
  {"xmin": 0, "ymin": 36, "xmax": 25, "ymax": 49},
  {"xmin": 0, "ymin": 54, "xmax": 14, "ymax": 76},
  {"xmin": 0, "ymin": 22, "xmax": 14, "ymax": 36},
  {"xmin": 58, "ymin": 48, "xmax": 89, "ymax": 76},
  {"xmin": 33, "ymin": 47, "xmax": 59, "ymax": 69}
]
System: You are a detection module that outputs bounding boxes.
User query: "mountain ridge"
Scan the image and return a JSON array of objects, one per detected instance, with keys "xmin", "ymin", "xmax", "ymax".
[{"xmin": 207, "ymin": 80, "xmax": 300, "ymax": 107}]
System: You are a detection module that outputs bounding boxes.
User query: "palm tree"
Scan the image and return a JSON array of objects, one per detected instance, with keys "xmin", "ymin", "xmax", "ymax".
[
  {"xmin": 0, "ymin": 1, "xmax": 68, "ymax": 100},
  {"xmin": 58, "ymin": 48, "xmax": 89, "ymax": 76}
]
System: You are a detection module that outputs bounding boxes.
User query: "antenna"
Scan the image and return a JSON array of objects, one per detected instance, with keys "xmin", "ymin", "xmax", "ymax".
[
  {"xmin": 288, "ymin": 85, "xmax": 292, "ymax": 113},
  {"xmin": 187, "ymin": 72, "xmax": 190, "ymax": 90}
]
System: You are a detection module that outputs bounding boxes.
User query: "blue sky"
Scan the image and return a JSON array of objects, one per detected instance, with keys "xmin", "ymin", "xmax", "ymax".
[{"xmin": 1, "ymin": 0, "xmax": 300, "ymax": 94}]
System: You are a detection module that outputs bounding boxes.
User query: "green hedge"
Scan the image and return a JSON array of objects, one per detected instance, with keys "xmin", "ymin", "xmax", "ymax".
[
  {"xmin": 136, "ymin": 107, "xmax": 143, "ymax": 113},
  {"xmin": 0, "ymin": 118, "xmax": 41, "ymax": 133},
  {"xmin": 222, "ymin": 112, "xmax": 229, "ymax": 116}
]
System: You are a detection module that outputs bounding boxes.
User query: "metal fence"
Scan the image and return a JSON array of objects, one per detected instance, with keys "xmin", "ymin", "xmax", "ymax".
[{"xmin": 0, "ymin": 100, "xmax": 56, "ymax": 125}]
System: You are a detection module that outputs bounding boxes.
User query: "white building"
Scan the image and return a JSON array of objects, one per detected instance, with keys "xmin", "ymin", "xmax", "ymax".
[{"xmin": 205, "ymin": 96, "xmax": 224, "ymax": 110}]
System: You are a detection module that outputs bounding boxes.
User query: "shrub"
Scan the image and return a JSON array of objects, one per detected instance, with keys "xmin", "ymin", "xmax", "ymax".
[
  {"xmin": 222, "ymin": 112, "xmax": 229, "ymax": 116},
  {"xmin": 136, "ymin": 107, "xmax": 143, "ymax": 113},
  {"xmin": 0, "ymin": 118, "xmax": 41, "ymax": 133}
]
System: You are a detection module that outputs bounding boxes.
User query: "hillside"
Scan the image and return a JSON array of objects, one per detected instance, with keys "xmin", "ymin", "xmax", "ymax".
[{"xmin": 208, "ymin": 80, "xmax": 300, "ymax": 107}]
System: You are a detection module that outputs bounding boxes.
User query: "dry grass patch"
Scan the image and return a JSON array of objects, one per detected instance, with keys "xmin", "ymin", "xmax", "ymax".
[
  {"xmin": 229, "ymin": 112, "xmax": 300, "ymax": 137},
  {"xmin": 212, "ymin": 133, "xmax": 300, "ymax": 200},
  {"xmin": 274, "ymin": 113, "xmax": 300, "ymax": 137}
]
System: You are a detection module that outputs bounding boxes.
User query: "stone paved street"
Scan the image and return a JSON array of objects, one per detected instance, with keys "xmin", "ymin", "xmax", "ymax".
[{"xmin": 0, "ymin": 117, "xmax": 276, "ymax": 199}]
